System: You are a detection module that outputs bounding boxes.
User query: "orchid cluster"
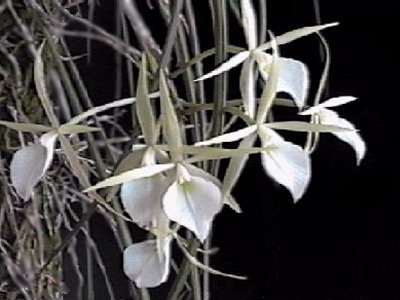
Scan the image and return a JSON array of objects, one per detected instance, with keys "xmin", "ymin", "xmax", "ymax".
[
  {"xmin": 2, "ymin": 0, "xmax": 366, "ymax": 292},
  {"xmin": 83, "ymin": 1, "xmax": 364, "ymax": 289}
]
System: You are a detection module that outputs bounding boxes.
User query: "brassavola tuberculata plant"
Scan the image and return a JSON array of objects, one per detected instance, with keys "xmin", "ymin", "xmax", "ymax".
[{"xmin": 0, "ymin": 0, "xmax": 365, "ymax": 298}]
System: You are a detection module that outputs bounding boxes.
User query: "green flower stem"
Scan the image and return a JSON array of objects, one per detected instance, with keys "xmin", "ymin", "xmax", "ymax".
[
  {"xmin": 207, "ymin": 1, "xmax": 228, "ymax": 300},
  {"xmin": 184, "ymin": 0, "xmax": 207, "ymax": 140},
  {"xmin": 166, "ymin": 239, "xmax": 200, "ymax": 300},
  {"xmin": 159, "ymin": 0, "xmax": 185, "ymax": 70}
]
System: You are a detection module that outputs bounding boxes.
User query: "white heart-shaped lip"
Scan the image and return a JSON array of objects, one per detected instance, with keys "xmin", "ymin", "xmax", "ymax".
[
  {"xmin": 123, "ymin": 237, "xmax": 172, "ymax": 288},
  {"xmin": 10, "ymin": 132, "xmax": 57, "ymax": 201}
]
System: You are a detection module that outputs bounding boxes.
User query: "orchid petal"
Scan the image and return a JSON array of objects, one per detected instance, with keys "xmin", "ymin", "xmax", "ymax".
[
  {"xmin": 123, "ymin": 238, "xmax": 171, "ymax": 288},
  {"xmin": 160, "ymin": 72, "xmax": 182, "ymax": 160},
  {"xmin": 10, "ymin": 144, "xmax": 47, "ymax": 201},
  {"xmin": 240, "ymin": 0, "xmax": 257, "ymax": 49},
  {"xmin": 300, "ymin": 96, "xmax": 357, "ymax": 115},
  {"xmin": 257, "ymin": 23, "xmax": 339, "ymax": 51},
  {"xmin": 319, "ymin": 110, "xmax": 366, "ymax": 164},
  {"xmin": 0, "ymin": 121, "xmax": 52, "ymax": 133},
  {"xmin": 195, "ymin": 125, "xmax": 257, "ymax": 147},
  {"xmin": 183, "ymin": 163, "xmax": 241, "ymax": 212},
  {"xmin": 194, "ymin": 51, "xmax": 250, "ymax": 82},
  {"xmin": 39, "ymin": 132, "xmax": 58, "ymax": 172},
  {"xmin": 137, "ymin": 54, "xmax": 157, "ymax": 144},
  {"xmin": 255, "ymin": 36, "xmax": 280, "ymax": 123},
  {"xmin": 221, "ymin": 133, "xmax": 257, "ymax": 212},
  {"xmin": 259, "ymin": 57, "xmax": 309, "ymax": 109},
  {"xmin": 114, "ymin": 145, "xmax": 147, "ymax": 175},
  {"xmin": 162, "ymin": 174, "xmax": 223, "ymax": 242},
  {"xmin": 240, "ymin": 58, "xmax": 257, "ymax": 118},
  {"xmin": 84, "ymin": 163, "xmax": 174, "ymax": 192},
  {"xmin": 276, "ymin": 57, "xmax": 309, "ymax": 109},
  {"xmin": 318, "ymin": 96, "xmax": 357, "ymax": 108},
  {"xmin": 263, "ymin": 121, "xmax": 353, "ymax": 132},
  {"xmin": 120, "ymin": 174, "xmax": 164, "ymax": 228},
  {"xmin": 258, "ymin": 127, "xmax": 311, "ymax": 201},
  {"xmin": 10, "ymin": 133, "xmax": 57, "ymax": 201}
]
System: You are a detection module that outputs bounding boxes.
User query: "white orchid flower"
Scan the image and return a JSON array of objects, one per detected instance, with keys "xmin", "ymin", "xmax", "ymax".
[
  {"xmin": 123, "ymin": 236, "xmax": 172, "ymax": 288},
  {"xmin": 300, "ymin": 96, "xmax": 366, "ymax": 164},
  {"xmin": 119, "ymin": 54, "xmax": 173, "ymax": 236},
  {"xmin": 196, "ymin": 116, "xmax": 353, "ymax": 202},
  {"xmin": 196, "ymin": 37, "xmax": 309, "ymax": 202},
  {"xmin": 195, "ymin": 0, "xmax": 338, "ymax": 115},
  {"xmin": 162, "ymin": 163, "xmax": 223, "ymax": 242},
  {"xmin": 87, "ymin": 71, "xmax": 226, "ymax": 243},
  {"xmin": 120, "ymin": 146, "xmax": 168, "ymax": 229},
  {"xmin": 10, "ymin": 131, "xmax": 57, "ymax": 201},
  {"xmin": 196, "ymin": 124, "xmax": 312, "ymax": 201}
]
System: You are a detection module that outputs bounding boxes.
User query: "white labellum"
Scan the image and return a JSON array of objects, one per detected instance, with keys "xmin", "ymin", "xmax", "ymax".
[
  {"xmin": 123, "ymin": 238, "xmax": 171, "ymax": 288},
  {"xmin": 258, "ymin": 127, "xmax": 311, "ymax": 201},
  {"xmin": 120, "ymin": 174, "xmax": 164, "ymax": 228},
  {"xmin": 162, "ymin": 166, "xmax": 223, "ymax": 242},
  {"xmin": 10, "ymin": 132, "xmax": 57, "ymax": 201}
]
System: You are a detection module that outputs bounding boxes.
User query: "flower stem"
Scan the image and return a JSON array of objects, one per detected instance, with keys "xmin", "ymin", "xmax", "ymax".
[
  {"xmin": 166, "ymin": 239, "xmax": 200, "ymax": 300},
  {"xmin": 205, "ymin": 1, "xmax": 228, "ymax": 299}
]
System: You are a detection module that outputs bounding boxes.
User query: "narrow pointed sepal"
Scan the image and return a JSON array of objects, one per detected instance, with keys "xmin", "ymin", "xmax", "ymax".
[{"xmin": 195, "ymin": 51, "xmax": 250, "ymax": 82}]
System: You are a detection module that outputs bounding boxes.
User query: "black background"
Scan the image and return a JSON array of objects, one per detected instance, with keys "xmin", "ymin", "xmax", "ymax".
[{"xmin": 72, "ymin": 0, "xmax": 400, "ymax": 299}]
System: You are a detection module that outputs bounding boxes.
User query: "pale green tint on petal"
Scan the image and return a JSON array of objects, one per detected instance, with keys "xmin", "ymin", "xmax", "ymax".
[
  {"xmin": 257, "ymin": 23, "xmax": 339, "ymax": 51},
  {"xmin": 0, "ymin": 121, "xmax": 53, "ymax": 133},
  {"xmin": 194, "ymin": 51, "xmax": 250, "ymax": 82},
  {"xmin": 195, "ymin": 125, "xmax": 257, "ymax": 146},
  {"xmin": 160, "ymin": 72, "xmax": 182, "ymax": 160},
  {"xmin": 57, "ymin": 124, "xmax": 100, "ymax": 135},
  {"xmin": 84, "ymin": 163, "xmax": 174, "ymax": 192},
  {"xmin": 240, "ymin": 0, "xmax": 257, "ymax": 49},
  {"xmin": 162, "ymin": 175, "xmax": 223, "ymax": 242},
  {"xmin": 34, "ymin": 44, "xmax": 59, "ymax": 126},
  {"xmin": 319, "ymin": 96, "xmax": 357, "ymax": 108},
  {"xmin": 221, "ymin": 133, "xmax": 257, "ymax": 211},
  {"xmin": 137, "ymin": 54, "xmax": 157, "ymax": 144},
  {"xmin": 263, "ymin": 121, "xmax": 353, "ymax": 132},
  {"xmin": 120, "ymin": 174, "xmax": 164, "ymax": 227},
  {"xmin": 123, "ymin": 238, "xmax": 171, "ymax": 288},
  {"xmin": 258, "ymin": 127, "xmax": 311, "ymax": 201},
  {"xmin": 240, "ymin": 58, "xmax": 257, "ymax": 118},
  {"xmin": 67, "ymin": 92, "xmax": 159, "ymax": 125},
  {"xmin": 10, "ymin": 144, "xmax": 47, "ymax": 200}
]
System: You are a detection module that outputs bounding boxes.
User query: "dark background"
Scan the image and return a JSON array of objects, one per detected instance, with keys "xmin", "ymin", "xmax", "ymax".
[{"xmin": 73, "ymin": 0, "xmax": 400, "ymax": 299}]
